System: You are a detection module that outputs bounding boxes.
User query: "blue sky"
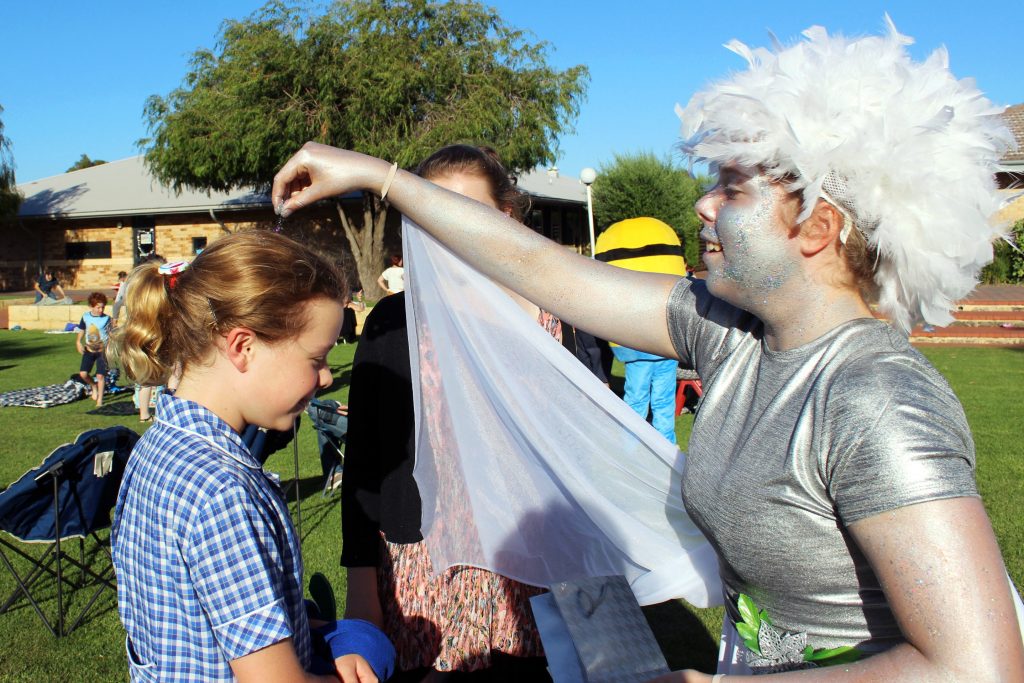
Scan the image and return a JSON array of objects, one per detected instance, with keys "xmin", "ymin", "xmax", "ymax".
[{"xmin": 2, "ymin": 1, "xmax": 1020, "ymax": 184}]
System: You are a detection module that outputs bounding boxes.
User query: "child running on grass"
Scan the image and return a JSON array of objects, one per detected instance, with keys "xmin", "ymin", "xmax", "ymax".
[
  {"xmin": 75, "ymin": 291, "xmax": 111, "ymax": 407},
  {"xmin": 108, "ymin": 231, "xmax": 393, "ymax": 683}
]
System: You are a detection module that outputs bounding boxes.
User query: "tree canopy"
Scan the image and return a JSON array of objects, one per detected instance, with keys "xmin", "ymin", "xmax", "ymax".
[
  {"xmin": 591, "ymin": 152, "xmax": 706, "ymax": 268},
  {"xmin": 66, "ymin": 154, "xmax": 107, "ymax": 173},
  {"xmin": 142, "ymin": 0, "xmax": 588, "ymax": 189},
  {"xmin": 0, "ymin": 104, "xmax": 21, "ymax": 219},
  {"xmin": 141, "ymin": 0, "xmax": 588, "ymax": 295}
]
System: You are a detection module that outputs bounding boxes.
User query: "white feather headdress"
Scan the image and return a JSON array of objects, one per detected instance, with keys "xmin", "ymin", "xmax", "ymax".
[{"xmin": 677, "ymin": 16, "xmax": 1015, "ymax": 333}]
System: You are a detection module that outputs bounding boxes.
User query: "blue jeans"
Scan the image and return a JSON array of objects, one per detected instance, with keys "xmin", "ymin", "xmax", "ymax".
[{"xmin": 611, "ymin": 346, "xmax": 678, "ymax": 443}]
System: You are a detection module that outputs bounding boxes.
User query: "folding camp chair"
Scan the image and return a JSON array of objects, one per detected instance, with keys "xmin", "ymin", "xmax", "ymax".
[
  {"xmin": 675, "ymin": 367, "xmax": 703, "ymax": 416},
  {"xmin": 305, "ymin": 399, "xmax": 346, "ymax": 497},
  {"xmin": 0, "ymin": 426, "xmax": 138, "ymax": 637}
]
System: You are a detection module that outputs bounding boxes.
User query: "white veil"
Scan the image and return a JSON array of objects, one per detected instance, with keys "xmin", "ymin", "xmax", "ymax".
[{"xmin": 402, "ymin": 217, "xmax": 722, "ymax": 607}]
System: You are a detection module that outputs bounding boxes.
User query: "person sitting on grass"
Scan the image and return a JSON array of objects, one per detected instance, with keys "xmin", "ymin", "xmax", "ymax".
[
  {"xmin": 75, "ymin": 292, "xmax": 111, "ymax": 407},
  {"xmin": 108, "ymin": 231, "xmax": 394, "ymax": 683},
  {"xmin": 33, "ymin": 270, "xmax": 67, "ymax": 304}
]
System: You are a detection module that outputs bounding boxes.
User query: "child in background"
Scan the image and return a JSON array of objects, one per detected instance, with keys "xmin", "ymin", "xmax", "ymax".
[
  {"xmin": 113, "ymin": 254, "xmax": 167, "ymax": 421},
  {"xmin": 114, "ymin": 270, "xmax": 127, "ymax": 296},
  {"xmin": 376, "ymin": 252, "xmax": 404, "ymax": 295},
  {"xmin": 108, "ymin": 232, "xmax": 393, "ymax": 683},
  {"xmin": 75, "ymin": 292, "xmax": 111, "ymax": 407}
]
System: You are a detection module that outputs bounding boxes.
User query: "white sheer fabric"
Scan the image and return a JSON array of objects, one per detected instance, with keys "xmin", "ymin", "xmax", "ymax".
[{"xmin": 402, "ymin": 218, "xmax": 722, "ymax": 607}]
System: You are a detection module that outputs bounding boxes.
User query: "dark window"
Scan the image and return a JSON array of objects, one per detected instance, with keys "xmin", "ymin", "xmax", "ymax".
[
  {"xmin": 66, "ymin": 241, "xmax": 112, "ymax": 260},
  {"xmin": 565, "ymin": 208, "xmax": 581, "ymax": 246},
  {"xmin": 530, "ymin": 209, "xmax": 544, "ymax": 233},
  {"xmin": 549, "ymin": 209, "xmax": 563, "ymax": 243},
  {"xmin": 192, "ymin": 236, "xmax": 208, "ymax": 254}
]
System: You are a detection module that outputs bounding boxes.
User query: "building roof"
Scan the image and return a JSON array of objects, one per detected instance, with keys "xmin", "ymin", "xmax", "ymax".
[
  {"xmin": 16, "ymin": 155, "xmax": 587, "ymax": 220},
  {"xmin": 1001, "ymin": 103, "xmax": 1024, "ymax": 167},
  {"xmin": 16, "ymin": 156, "xmax": 267, "ymax": 219},
  {"xmin": 516, "ymin": 167, "xmax": 589, "ymax": 204}
]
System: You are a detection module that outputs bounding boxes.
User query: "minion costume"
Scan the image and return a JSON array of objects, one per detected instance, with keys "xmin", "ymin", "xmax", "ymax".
[{"xmin": 595, "ymin": 217, "xmax": 687, "ymax": 443}]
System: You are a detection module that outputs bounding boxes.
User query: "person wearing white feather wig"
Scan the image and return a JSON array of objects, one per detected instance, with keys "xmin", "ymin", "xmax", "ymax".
[{"xmin": 272, "ymin": 17, "xmax": 1023, "ymax": 681}]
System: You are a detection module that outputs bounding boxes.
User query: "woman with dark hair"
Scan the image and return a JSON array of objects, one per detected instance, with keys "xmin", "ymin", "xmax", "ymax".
[{"xmin": 342, "ymin": 145, "xmax": 553, "ymax": 682}]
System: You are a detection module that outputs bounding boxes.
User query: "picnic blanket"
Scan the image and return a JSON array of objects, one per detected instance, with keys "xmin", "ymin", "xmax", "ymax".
[
  {"xmin": 0, "ymin": 369, "xmax": 127, "ymax": 409},
  {"xmin": 0, "ymin": 380, "xmax": 87, "ymax": 408}
]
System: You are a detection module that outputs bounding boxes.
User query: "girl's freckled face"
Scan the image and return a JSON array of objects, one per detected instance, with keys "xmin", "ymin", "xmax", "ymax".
[{"xmin": 700, "ymin": 172, "xmax": 800, "ymax": 310}]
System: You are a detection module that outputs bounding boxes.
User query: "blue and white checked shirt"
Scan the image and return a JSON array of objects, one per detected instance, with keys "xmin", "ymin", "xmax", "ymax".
[{"xmin": 112, "ymin": 394, "xmax": 311, "ymax": 681}]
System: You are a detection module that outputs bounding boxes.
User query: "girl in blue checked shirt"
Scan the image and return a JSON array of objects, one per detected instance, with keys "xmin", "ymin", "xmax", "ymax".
[{"xmin": 109, "ymin": 231, "xmax": 393, "ymax": 683}]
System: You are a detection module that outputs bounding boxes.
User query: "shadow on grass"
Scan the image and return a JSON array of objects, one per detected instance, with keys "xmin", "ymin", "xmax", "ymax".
[
  {"xmin": 643, "ymin": 599, "xmax": 719, "ymax": 672},
  {"xmin": 277, "ymin": 475, "xmax": 340, "ymax": 545},
  {"xmin": 323, "ymin": 368, "xmax": 352, "ymax": 395},
  {"xmin": 0, "ymin": 534, "xmax": 119, "ymax": 634},
  {"xmin": 0, "ymin": 336, "xmax": 57, "ymax": 364},
  {"xmin": 296, "ymin": 496, "xmax": 341, "ymax": 547},
  {"xmin": 282, "ymin": 475, "xmax": 337, "ymax": 501}
]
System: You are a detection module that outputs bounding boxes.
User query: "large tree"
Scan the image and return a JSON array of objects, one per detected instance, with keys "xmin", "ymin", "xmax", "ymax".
[
  {"xmin": 141, "ymin": 0, "xmax": 589, "ymax": 296},
  {"xmin": 0, "ymin": 104, "xmax": 21, "ymax": 219},
  {"xmin": 591, "ymin": 152, "xmax": 705, "ymax": 268}
]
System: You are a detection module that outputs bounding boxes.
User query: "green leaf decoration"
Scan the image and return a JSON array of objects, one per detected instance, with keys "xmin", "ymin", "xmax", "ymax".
[
  {"xmin": 735, "ymin": 594, "xmax": 763, "ymax": 654},
  {"xmin": 803, "ymin": 645, "xmax": 862, "ymax": 665},
  {"xmin": 737, "ymin": 594, "xmax": 760, "ymax": 629},
  {"xmin": 734, "ymin": 594, "xmax": 862, "ymax": 668},
  {"xmin": 736, "ymin": 622, "xmax": 760, "ymax": 652}
]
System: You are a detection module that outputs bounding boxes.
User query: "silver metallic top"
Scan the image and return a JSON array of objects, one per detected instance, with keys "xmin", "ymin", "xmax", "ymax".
[{"xmin": 667, "ymin": 278, "xmax": 978, "ymax": 653}]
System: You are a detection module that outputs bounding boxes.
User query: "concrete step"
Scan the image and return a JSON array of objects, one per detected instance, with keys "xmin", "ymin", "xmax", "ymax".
[
  {"xmin": 954, "ymin": 302, "xmax": 1024, "ymax": 312},
  {"xmin": 946, "ymin": 311, "xmax": 1024, "ymax": 327},
  {"xmin": 910, "ymin": 325, "xmax": 1024, "ymax": 346}
]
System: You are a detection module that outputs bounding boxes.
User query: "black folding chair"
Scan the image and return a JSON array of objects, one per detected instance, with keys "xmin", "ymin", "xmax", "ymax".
[{"xmin": 0, "ymin": 426, "xmax": 138, "ymax": 637}]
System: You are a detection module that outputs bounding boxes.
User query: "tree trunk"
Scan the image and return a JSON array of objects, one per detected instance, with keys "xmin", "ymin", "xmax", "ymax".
[{"xmin": 335, "ymin": 195, "xmax": 390, "ymax": 301}]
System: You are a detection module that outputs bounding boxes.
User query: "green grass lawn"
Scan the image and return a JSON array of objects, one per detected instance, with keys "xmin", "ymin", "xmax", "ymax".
[{"xmin": 0, "ymin": 331, "xmax": 1020, "ymax": 680}]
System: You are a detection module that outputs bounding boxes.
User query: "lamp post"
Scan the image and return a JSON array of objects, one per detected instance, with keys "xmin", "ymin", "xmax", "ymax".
[{"xmin": 580, "ymin": 167, "xmax": 597, "ymax": 258}]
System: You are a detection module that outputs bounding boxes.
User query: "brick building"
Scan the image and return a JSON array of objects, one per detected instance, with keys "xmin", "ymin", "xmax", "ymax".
[
  {"xmin": 4, "ymin": 156, "xmax": 589, "ymax": 291},
  {"xmin": 997, "ymin": 103, "xmax": 1024, "ymax": 224}
]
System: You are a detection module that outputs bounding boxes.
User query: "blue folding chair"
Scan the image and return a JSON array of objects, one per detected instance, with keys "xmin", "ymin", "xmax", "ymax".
[
  {"xmin": 0, "ymin": 426, "xmax": 138, "ymax": 637},
  {"xmin": 305, "ymin": 399, "xmax": 346, "ymax": 497}
]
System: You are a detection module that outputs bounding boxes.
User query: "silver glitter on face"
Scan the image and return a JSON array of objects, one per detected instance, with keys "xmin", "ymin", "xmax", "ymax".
[{"xmin": 704, "ymin": 174, "xmax": 798, "ymax": 313}]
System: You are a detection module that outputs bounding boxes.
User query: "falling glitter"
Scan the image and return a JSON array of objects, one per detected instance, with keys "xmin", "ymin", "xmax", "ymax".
[{"xmin": 273, "ymin": 215, "xmax": 285, "ymax": 233}]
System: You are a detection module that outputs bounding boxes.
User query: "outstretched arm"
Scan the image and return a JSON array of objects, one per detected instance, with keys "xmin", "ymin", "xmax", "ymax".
[{"xmin": 273, "ymin": 143, "xmax": 681, "ymax": 357}]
